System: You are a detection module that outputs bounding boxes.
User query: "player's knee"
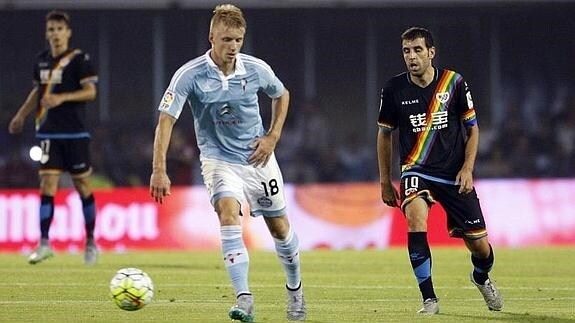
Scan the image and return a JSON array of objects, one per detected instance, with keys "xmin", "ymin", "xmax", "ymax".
[
  {"xmin": 40, "ymin": 175, "xmax": 59, "ymax": 195},
  {"xmin": 217, "ymin": 211, "xmax": 241, "ymax": 226},
  {"xmin": 467, "ymin": 238, "xmax": 491, "ymax": 258},
  {"xmin": 265, "ymin": 216, "xmax": 290, "ymax": 239},
  {"xmin": 72, "ymin": 178, "xmax": 92, "ymax": 197}
]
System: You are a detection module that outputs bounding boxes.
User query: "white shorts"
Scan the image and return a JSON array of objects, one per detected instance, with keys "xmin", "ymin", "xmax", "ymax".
[{"xmin": 200, "ymin": 154, "xmax": 286, "ymax": 217}]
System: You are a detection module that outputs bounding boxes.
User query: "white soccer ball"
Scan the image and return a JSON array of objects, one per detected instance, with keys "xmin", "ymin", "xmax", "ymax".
[{"xmin": 109, "ymin": 267, "xmax": 154, "ymax": 311}]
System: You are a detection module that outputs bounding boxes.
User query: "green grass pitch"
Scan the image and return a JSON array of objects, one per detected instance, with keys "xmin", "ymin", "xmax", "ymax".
[{"xmin": 0, "ymin": 247, "xmax": 574, "ymax": 322}]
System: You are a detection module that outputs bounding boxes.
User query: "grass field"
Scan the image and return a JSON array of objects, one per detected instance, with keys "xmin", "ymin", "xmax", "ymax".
[{"xmin": 0, "ymin": 247, "xmax": 574, "ymax": 322}]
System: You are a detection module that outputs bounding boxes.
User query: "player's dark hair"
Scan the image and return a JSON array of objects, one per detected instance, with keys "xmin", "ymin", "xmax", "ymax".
[
  {"xmin": 401, "ymin": 27, "xmax": 434, "ymax": 49},
  {"xmin": 46, "ymin": 10, "xmax": 71, "ymax": 28}
]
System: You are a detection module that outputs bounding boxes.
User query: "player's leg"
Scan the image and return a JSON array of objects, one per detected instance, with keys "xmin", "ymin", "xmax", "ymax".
[
  {"xmin": 29, "ymin": 139, "xmax": 62, "ymax": 264},
  {"xmin": 28, "ymin": 172, "xmax": 59, "ymax": 264},
  {"xmin": 465, "ymin": 237, "xmax": 503, "ymax": 311},
  {"xmin": 201, "ymin": 159, "xmax": 253, "ymax": 322},
  {"xmin": 69, "ymin": 138, "xmax": 98, "ymax": 265},
  {"xmin": 264, "ymin": 216, "xmax": 306, "ymax": 321},
  {"xmin": 246, "ymin": 155, "xmax": 305, "ymax": 321},
  {"xmin": 404, "ymin": 198, "xmax": 438, "ymax": 314},
  {"xmin": 439, "ymin": 185, "xmax": 503, "ymax": 311},
  {"xmin": 401, "ymin": 175, "xmax": 438, "ymax": 314},
  {"xmin": 216, "ymin": 197, "xmax": 254, "ymax": 322},
  {"xmin": 72, "ymin": 174, "xmax": 98, "ymax": 265}
]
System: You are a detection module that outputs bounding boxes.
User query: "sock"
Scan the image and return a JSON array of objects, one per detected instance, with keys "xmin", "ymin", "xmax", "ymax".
[
  {"xmin": 408, "ymin": 232, "xmax": 436, "ymax": 300},
  {"xmin": 39, "ymin": 195, "xmax": 54, "ymax": 240},
  {"xmin": 274, "ymin": 228, "xmax": 302, "ymax": 290},
  {"xmin": 221, "ymin": 225, "xmax": 250, "ymax": 296},
  {"xmin": 472, "ymin": 244, "xmax": 494, "ymax": 285},
  {"xmin": 81, "ymin": 194, "xmax": 96, "ymax": 242}
]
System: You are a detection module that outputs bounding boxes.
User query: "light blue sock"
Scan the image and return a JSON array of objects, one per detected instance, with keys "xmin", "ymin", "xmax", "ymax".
[
  {"xmin": 221, "ymin": 225, "xmax": 250, "ymax": 296},
  {"xmin": 274, "ymin": 229, "xmax": 302, "ymax": 289}
]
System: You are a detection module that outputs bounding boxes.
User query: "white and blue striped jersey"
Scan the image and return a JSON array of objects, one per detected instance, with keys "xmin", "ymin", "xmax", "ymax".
[{"xmin": 158, "ymin": 50, "xmax": 285, "ymax": 165}]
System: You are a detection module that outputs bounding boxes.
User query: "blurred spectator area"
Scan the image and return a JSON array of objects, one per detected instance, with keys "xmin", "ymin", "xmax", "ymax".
[{"xmin": 1, "ymin": 2, "xmax": 574, "ymax": 188}]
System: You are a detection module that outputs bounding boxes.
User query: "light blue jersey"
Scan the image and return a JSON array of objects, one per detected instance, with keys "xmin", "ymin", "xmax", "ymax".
[{"xmin": 158, "ymin": 50, "xmax": 285, "ymax": 165}]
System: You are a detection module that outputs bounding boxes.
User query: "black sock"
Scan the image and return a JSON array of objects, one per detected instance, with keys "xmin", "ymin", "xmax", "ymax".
[
  {"xmin": 39, "ymin": 195, "xmax": 54, "ymax": 240},
  {"xmin": 408, "ymin": 232, "xmax": 436, "ymax": 300},
  {"xmin": 471, "ymin": 244, "xmax": 494, "ymax": 285},
  {"xmin": 81, "ymin": 194, "xmax": 96, "ymax": 241}
]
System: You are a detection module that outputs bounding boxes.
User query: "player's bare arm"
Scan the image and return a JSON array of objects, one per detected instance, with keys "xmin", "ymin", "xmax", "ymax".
[
  {"xmin": 248, "ymin": 89, "xmax": 289, "ymax": 167},
  {"xmin": 150, "ymin": 112, "xmax": 176, "ymax": 204},
  {"xmin": 377, "ymin": 129, "xmax": 400, "ymax": 207},
  {"xmin": 456, "ymin": 124, "xmax": 479, "ymax": 194},
  {"xmin": 8, "ymin": 87, "xmax": 39, "ymax": 134},
  {"xmin": 41, "ymin": 82, "xmax": 96, "ymax": 109}
]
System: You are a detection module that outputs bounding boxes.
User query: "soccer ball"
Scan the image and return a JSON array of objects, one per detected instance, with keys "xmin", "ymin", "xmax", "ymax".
[{"xmin": 109, "ymin": 267, "xmax": 154, "ymax": 311}]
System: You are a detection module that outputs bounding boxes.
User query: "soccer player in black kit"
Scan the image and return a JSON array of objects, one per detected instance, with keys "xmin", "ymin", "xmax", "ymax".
[
  {"xmin": 8, "ymin": 11, "xmax": 99, "ymax": 265},
  {"xmin": 377, "ymin": 27, "xmax": 503, "ymax": 314}
]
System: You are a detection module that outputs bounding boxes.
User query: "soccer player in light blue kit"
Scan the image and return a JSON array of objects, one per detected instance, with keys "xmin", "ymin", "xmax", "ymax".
[{"xmin": 150, "ymin": 4, "xmax": 306, "ymax": 322}]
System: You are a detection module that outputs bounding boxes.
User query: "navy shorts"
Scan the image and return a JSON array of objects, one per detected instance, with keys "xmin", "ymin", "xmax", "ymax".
[
  {"xmin": 38, "ymin": 138, "xmax": 92, "ymax": 177},
  {"xmin": 400, "ymin": 174, "xmax": 487, "ymax": 240}
]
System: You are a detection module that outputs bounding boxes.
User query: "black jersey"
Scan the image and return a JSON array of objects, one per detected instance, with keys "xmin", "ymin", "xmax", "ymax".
[
  {"xmin": 378, "ymin": 68, "xmax": 478, "ymax": 182},
  {"xmin": 33, "ymin": 48, "xmax": 97, "ymax": 139}
]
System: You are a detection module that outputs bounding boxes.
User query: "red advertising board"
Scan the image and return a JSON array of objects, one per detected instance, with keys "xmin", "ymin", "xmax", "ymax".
[{"xmin": 1, "ymin": 179, "xmax": 574, "ymax": 253}]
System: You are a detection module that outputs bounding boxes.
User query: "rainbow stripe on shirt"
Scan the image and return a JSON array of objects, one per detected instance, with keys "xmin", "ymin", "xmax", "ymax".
[{"xmin": 402, "ymin": 70, "xmax": 462, "ymax": 171}]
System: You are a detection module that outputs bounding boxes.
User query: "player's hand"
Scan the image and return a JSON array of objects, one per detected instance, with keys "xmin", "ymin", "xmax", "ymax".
[
  {"xmin": 455, "ymin": 168, "xmax": 474, "ymax": 194},
  {"xmin": 381, "ymin": 181, "xmax": 400, "ymax": 208},
  {"xmin": 150, "ymin": 171, "xmax": 171, "ymax": 204},
  {"xmin": 41, "ymin": 94, "xmax": 65, "ymax": 109},
  {"xmin": 248, "ymin": 135, "xmax": 277, "ymax": 167},
  {"xmin": 8, "ymin": 116, "xmax": 25, "ymax": 134}
]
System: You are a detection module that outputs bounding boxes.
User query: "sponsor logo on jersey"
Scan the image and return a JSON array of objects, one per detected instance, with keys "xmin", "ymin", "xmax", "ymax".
[
  {"xmin": 40, "ymin": 69, "xmax": 63, "ymax": 84},
  {"xmin": 214, "ymin": 105, "xmax": 242, "ymax": 126},
  {"xmin": 401, "ymin": 99, "xmax": 419, "ymax": 106}
]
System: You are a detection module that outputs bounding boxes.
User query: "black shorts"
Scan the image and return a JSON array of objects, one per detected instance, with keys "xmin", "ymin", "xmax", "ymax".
[
  {"xmin": 400, "ymin": 174, "xmax": 487, "ymax": 240},
  {"xmin": 38, "ymin": 138, "xmax": 92, "ymax": 177}
]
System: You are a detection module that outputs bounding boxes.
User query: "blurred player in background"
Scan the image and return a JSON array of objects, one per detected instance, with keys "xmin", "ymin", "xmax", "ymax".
[
  {"xmin": 377, "ymin": 27, "xmax": 503, "ymax": 314},
  {"xmin": 150, "ymin": 4, "xmax": 306, "ymax": 322},
  {"xmin": 8, "ymin": 11, "xmax": 99, "ymax": 265}
]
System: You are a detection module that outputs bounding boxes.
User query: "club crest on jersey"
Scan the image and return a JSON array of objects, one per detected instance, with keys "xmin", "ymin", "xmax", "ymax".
[
  {"xmin": 257, "ymin": 197, "xmax": 272, "ymax": 208},
  {"xmin": 436, "ymin": 92, "xmax": 450, "ymax": 103}
]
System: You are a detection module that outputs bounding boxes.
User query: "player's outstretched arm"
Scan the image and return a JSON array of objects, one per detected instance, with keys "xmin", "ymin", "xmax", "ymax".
[
  {"xmin": 150, "ymin": 112, "xmax": 176, "ymax": 204},
  {"xmin": 8, "ymin": 87, "xmax": 39, "ymax": 134}
]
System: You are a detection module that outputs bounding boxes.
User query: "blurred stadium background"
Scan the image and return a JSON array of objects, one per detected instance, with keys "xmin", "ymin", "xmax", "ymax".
[{"xmin": 1, "ymin": 0, "xmax": 574, "ymax": 252}]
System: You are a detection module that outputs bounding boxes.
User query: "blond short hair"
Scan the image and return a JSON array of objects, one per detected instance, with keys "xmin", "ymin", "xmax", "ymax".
[{"xmin": 210, "ymin": 4, "xmax": 246, "ymax": 32}]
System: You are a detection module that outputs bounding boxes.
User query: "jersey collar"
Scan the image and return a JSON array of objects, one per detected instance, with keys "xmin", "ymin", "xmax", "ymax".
[
  {"xmin": 406, "ymin": 67, "xmax": 439, "ymax": 87},
  {"xmin": 205, "ymin": 50, "xmax": 247, "ymax": 79}
]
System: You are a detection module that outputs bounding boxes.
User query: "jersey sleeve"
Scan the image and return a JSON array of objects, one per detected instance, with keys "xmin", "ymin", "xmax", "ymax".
[
  {"xmin": 76, "ymin": 52, "xmax": 98, "ymax": 85},
  {"xmin": 456, "ymin": 77, "xmax": 478, "ymax": 128},
  {"xmin": 377, "ymin": 83, "xmax": 397, "ymax": 132},
  {"xmin": 158, "ymin": 66, "xmax": 194, "ymax": 119},
  {"xmin": 255, "ymin": 60, "xmax": 285, "ymax": 99}
]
